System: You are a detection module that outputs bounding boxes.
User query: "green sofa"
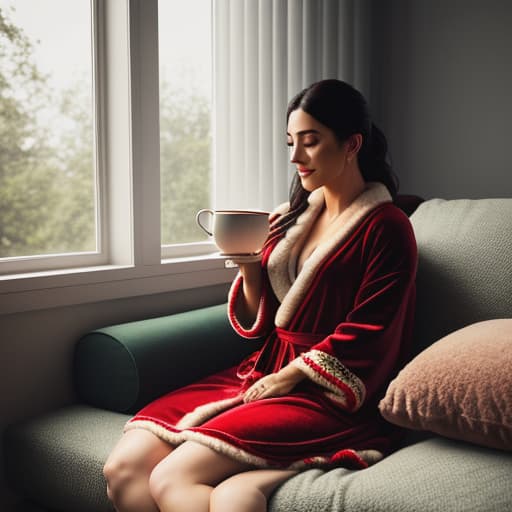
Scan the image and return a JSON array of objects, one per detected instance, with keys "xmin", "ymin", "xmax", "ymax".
[{"xmin": 5, "ymin": 197, "xmax": 512, "ymax": 511}]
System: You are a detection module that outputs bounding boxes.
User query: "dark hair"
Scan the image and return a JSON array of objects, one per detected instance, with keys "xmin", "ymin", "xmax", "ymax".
[{"xmin": 266, "ymin": 79, "xmax": 398, "ymax": 246}]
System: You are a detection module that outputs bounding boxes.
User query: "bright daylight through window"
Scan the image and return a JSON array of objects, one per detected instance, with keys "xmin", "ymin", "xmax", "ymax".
[
  {"xmin": 158, "ymin": 0, "xmax": 212, "ymax": 247},
  {"xmin": 0, "ymin": 0, "xmax": 97, "ymax": 262}
]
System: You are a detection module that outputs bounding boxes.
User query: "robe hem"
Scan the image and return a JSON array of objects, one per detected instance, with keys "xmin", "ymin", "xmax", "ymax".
[
  {"xmin": 124, "ymin": 419, "xmax": 381, "ymax": 470},
  {"xmin": 126, "ymin": 419, "xmax": 286, "ymax": 468}
]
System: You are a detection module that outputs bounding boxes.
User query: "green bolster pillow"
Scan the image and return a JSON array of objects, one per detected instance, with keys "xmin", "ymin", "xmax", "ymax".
[{"xmin": 73, "ymin": 304, "xmax": 261, "ymax": 414}]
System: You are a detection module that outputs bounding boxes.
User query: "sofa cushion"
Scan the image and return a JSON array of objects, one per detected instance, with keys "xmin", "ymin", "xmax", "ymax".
[
  {"xmin": 74, "ymin": 304, "xmax": 259, "ymax": 413},
  {"xmin": 7, "ymin": 405, "xmax": 512, "ymax": 512},
  {"xmin": 270, "ymin": 437, "xmax": 512, "ymax": 512},
  {"xmin": 379, "ymin": 319, "xmax": 512, "ymax": 451},
  {"xmin": 4, "ymin": 405, "xmax": 126, "ymax": 512},
  {"xmin": 410, "ymin": 197, "xmax": 512, "ymax": 354}
]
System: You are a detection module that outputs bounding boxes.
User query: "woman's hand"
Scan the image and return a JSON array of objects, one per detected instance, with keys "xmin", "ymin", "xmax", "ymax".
[{"xmin": 243, "ymin": 364, "xmax": 306, "ymax": 403}]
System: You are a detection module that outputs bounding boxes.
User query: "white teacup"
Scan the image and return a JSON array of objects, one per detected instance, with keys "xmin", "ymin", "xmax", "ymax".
[{"xmin": 196, "ymin": 209, "xmax": 270, "ymax": 255}]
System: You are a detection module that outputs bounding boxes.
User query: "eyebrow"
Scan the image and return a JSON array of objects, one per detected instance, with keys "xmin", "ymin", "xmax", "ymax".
[{"xmin": 286, "ymin": 129, "xmax": 321, "ymax": 137}]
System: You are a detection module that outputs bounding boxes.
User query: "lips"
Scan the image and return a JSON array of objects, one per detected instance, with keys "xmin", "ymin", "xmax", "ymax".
[{"xmin": 297, "ymin": 167, "xmax": 315, "ymax": 178}]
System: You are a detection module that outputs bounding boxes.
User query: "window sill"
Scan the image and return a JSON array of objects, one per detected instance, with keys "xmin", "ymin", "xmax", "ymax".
[{"xmin": 0, "ymin": 253, "xmax": 238, "ymax": 315}]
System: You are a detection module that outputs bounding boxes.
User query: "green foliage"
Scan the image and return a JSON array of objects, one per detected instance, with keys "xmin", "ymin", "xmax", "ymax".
[
  {"xmin": 43, "ymin": 85, "xmax": 96, "ymax": 254},
  {"xmin": 0, "ymin": 6, "xmax": 95, "ymax": 258},
  {"xmin": 160, "ymin": 82, "xmax": 211, "ymax": 245},
  {"xmin": 1, "ymin": 7, "xmax": 53, "ymax": 257}
]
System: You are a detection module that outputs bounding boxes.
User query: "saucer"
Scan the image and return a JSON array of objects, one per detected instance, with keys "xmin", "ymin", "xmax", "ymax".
[{"xmin": 219, "ymin": 252, "xmax": 263, "ymax": 265}]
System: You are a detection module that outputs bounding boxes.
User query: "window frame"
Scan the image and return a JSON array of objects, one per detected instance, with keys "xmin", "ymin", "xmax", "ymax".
[
  {"xmin": 0, "ymin": 0, "xmax": 108, "ymax": 275},
  {"xmin": 0, "ymin": 0, "xmax": 235, "ymax": 315}
]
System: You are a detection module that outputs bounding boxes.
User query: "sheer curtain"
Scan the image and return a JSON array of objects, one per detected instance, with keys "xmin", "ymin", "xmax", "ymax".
[{"xmin": 212, "ymin": 0, "xmax": 371, "ymax": 211}]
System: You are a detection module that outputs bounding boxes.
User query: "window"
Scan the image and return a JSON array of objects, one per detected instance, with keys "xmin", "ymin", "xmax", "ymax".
[
  {"xmin": 0, "ymin": 0, "xmax": 101, "ymax": 272},
  {"xmin": 0, "ymin": 0, "xmax": 361, "ymax": 314},
  {"xmin": 158, "ymin": 0, "xmax": 212, "ymax": 253},
  {"xmin": 0, "ymin": 0, "xmax": 233, "ymax": 315}
]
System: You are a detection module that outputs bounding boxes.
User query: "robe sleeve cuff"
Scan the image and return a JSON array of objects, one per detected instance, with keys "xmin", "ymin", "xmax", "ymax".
[
  {"xmin": 292, "ymin": 350, "xmax": 366, "ymax": 412},
  {"xmin": 227, "ymin": 273, "xmax": 269, "ymax": 339}
]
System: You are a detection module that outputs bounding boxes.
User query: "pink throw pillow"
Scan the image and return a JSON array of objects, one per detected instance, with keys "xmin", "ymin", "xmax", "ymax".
[{"xmin": 379, "ymin": 319, "xmax": 512, "ymax": 451}]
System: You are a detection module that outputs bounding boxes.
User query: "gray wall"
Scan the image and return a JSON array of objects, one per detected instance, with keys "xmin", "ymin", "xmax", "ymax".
[{"xmin": 371, "ymin": 0, "xmax": 512, "ymax": 199}]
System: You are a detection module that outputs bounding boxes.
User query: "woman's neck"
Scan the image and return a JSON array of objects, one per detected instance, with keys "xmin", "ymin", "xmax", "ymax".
[{"xmin": 322, "ymin": 167, "xmax": 366, "ymax": 220}]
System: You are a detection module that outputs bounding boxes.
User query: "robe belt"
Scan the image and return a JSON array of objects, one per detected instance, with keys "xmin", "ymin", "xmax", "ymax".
[
  {"xmin": 237, "ymin": 327, "xmax": 326, "ymax": 385},
  {"xmin": 275, "ymin": 327, "xmax": 325, "ymax": 348}
]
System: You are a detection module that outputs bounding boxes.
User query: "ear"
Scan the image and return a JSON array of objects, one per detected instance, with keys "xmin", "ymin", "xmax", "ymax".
[{"xmin": 345, "ymin": 134, "xmax": 363, "ymax": 160}]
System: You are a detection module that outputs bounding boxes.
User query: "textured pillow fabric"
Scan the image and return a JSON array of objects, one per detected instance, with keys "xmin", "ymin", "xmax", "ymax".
[
  {"xmin": 410, "ymin": 198, "xmax": 512, "ymax": 354},
  {"xmin": 379, "ymin": 319, "xmax": 512, "ymax": 451}
]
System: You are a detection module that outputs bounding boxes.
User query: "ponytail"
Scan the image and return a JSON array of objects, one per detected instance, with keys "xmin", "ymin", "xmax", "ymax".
[{"xmin": 358, "ymin": 123, "xmax": 399, "ymax": 199}]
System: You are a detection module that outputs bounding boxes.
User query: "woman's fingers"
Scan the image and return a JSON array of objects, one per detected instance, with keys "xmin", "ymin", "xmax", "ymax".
[
  {"xmin": 243, "ymin": 378, "xmax": 271, "ymax": 403},
  {"xmin": 243, "ymin": 365, "xmax": 306, "ymax": 403},
  {"xmin": 243, "ymin": 374, "xmax": 289, "ymax": 403},
  {"xmin": 243, "ymin": 385, "xmax": 264, "ymax": 403}
]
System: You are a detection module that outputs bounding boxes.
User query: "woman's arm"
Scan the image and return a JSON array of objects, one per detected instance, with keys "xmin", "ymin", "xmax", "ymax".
[
  {"xmin": 234, "ymin": 261, "xmax": 263, "ymax": 325},
  {"xmin": 228, "ymin": 260, "xmax": 279, "ymax": 339},
  {"xmin": 228, "ymin": 203, "xmax": 289, "ymax": 337}
]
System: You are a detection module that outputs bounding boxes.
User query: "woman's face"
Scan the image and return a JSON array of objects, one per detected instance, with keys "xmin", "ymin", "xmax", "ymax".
[{"xmin": 287, "ymin": 108, "xmax": 353, "ymax": 192}]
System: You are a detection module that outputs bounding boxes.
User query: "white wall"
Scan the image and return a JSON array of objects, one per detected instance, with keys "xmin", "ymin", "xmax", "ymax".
[{"xmin": 371, "ymin": 0, "xmax": 512, "ymax": 199}]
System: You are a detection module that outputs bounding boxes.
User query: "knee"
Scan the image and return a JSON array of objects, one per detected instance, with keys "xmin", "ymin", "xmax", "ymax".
[
  {"xmin": 103, "ymin": 452, "xmax": 140, "ymax": 500},
  {"xmin": 104, "ymin": 454, "xmax": 127, "ymax": 486},
  {"xmin": 210, "ymin": 478, "xmax": 265, "ymax": 511},
  {"xmin": 103, "ymin": 459, "xmax": 122, "ymax": 504},
  {"xmin": 148, "ymin": 461, "xmax": 181, "ymax": 507}
]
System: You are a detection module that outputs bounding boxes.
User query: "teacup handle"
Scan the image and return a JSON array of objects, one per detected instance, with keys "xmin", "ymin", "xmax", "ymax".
[{"xmin": 196, "ymin": 209, "xmax": 214, "ymax": 236}]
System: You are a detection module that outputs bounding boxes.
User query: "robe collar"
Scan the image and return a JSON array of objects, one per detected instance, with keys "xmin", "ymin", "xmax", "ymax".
[{"xmin": 267, "ymin": 182, "xmax": 392, "ymax": 328}]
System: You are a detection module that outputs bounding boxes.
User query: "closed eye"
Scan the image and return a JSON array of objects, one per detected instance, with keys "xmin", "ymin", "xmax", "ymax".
[{"xmin": 286, "ymin": 139, "xmax": 318, "ymax": 148}]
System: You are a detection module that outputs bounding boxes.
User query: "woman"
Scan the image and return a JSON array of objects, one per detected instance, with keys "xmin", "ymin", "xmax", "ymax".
[{"xmin": 103, "ymin": 79, "xmax": 417, "ymax": 512}]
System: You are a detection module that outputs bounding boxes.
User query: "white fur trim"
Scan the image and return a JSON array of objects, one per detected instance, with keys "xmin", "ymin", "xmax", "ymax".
[
  {"xmin": 125, "ymin": 420, "xmax": 277, "ymax": 468},
  {"xmin": 267, "ymin": 183, "xmax": 391, "ymax": 328},
  {"xmin": 267, "ymin": 188, "xmax": 324, "ymax": 304},
  {"xmin": 175, "ymin": 395, "xmax": 243, "ymax": 429},
  {"xmin": 124, "ymin": 420, "xmax": 382, "ymax": 470},
  {"xmin": 124, "ymin": 420, "xmax": 183, "ymax": 445},
  {"xmin": 356, "ymin": 449, "xmax": 385, "ymax": 466}
]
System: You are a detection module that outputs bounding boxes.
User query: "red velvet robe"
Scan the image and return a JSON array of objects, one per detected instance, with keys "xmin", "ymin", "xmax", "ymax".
[{"xmin": 126, "ymin": 183, "xmax": 417, "ymax": 470}]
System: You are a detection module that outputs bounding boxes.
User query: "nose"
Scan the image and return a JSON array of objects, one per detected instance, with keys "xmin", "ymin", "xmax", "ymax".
[{"xmin": 289, "ymin": 143, "xmax": 305, "ymax": 164}]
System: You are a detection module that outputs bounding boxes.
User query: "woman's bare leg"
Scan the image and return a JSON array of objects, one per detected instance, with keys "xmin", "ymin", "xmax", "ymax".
[
  {"xmin": 103, "ymin": 429, "xmax": 173, "ymax": 512},
  {"xmin": 210, "ymin": 468, "xmax": 297, "ymax": 512},
  {"xmin": 148, "ymin": 440, "xmax": 254, "ymax": 512}
]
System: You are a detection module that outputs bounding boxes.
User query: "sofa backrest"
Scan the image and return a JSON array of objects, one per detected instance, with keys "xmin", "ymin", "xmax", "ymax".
[{"xmin": 409, "ymin": 197, "xmax": 512, "ymax": 354}]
